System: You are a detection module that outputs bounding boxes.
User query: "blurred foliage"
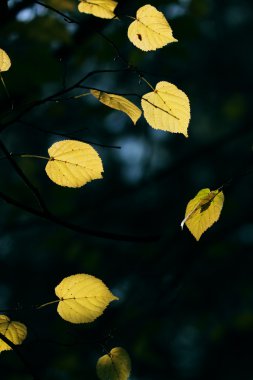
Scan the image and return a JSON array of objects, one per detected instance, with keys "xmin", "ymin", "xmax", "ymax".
[{"xmin": 0, "ymin": 0, "xmax": 253, "ymax": 379}]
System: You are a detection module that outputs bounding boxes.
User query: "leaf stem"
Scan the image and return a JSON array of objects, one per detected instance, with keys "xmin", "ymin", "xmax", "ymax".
[
  {"xmin": 0, "ymin": 72, "xmax": 13, "ymax": 111},
  {"xmin": 74, "ymin": 92, "xmax": 91, "ymax": 99},
  {"xmin": 20, "ymin": 154, "xmax": 50, "ymax": 161},
  {"xmin": 0, "ymin": 332, "xmax": 41, "ymax": 380},
  {"xmin": 140, "ymin": 76, "xmax": 155, "ymax": 91},
  {"xmin": 37, "ymin": 300, "xmax": 59, "ymax": 309}
]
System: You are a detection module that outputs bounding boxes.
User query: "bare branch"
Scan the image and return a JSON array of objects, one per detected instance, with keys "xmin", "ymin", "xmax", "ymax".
[
  {"xmin": 34, "ymin": 0, "xmax": 78, "ymax": 23},
  {"xmin": 0, "ymin": 139, "xmax": 49, "ymax": 213},
  {"xmin": 0, "ymin": 190, "xmax": 160, "ymax": 243},
  {"xmin": 0, "ymin": 69, "xmax": 131, "ymax": 132},
  {"xmin": 18, "ymin": 120, "xmax": 122, "ymax": 150},
  {"xmin": 0, "ymin": 333, "xmax": 41, "ymax": 380}
]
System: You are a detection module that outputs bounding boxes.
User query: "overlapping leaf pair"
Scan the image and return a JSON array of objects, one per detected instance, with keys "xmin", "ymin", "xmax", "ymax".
[
  {"xmin": 78, "ymin": 2, "xmax": 177, "ymax": 52},
  {"xmin": 91, "ymin": 83, "xmax": 190, "ymax": 137}
]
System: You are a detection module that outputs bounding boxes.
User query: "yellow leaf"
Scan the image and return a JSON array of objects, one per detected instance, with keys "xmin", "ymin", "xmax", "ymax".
[
  {"xmin": 45, "ymin": 140, "xmax": 103, "ymax": 188},
  {"xmin": 0, "ymin": 49, "xmax": 11, "ymax": 72},
  {"xmin": 181, "ymin": 188, "xmax": 224, "ymax": 241},
  {"xmin": 90, "ymin": 90, "xmax": 142, "ymax": 125},
  {"xmin": 55, "ymin": 274, "xmax": 118, "ymax": 323},
  {"xmin": 128, "ymin": 5, "xmax": 177, "ymax": 51},
  {"xmin": 141, "ymin": 81, "xmax": 190, "ymax": 137},
  {"xmin": 78, "ymin": 0, "xmax": 117, "ymax": 19},
  {"xmin": 96, "ymin": 347, "xmax": 131, "ymax": 380},
  {"xmin": 0, "ymin": 315, "xmax": 27, "ymax": 352}
]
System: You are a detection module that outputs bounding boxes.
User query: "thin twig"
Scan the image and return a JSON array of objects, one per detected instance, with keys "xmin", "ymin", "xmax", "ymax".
[
  {"xmin": 0, "ymin": 73, "xmax": 14, "ymax": 112},
  {"xmin": 34, "ymin": 0, "xmax": 78, "ymax": 23},
  {"xmin": 18, "ymin": 120, "xmax": 122, "ymax": 149},
  {"xmin": 0, "ymin": 190, "xmax": 160, "ymax": 243},
  {"xmin": 0, "ymin": 333, "xmax": 41, "ymax": 380},
  {"xmin": 78, "ymin": 84, "xmax": 179, "ymax": 120},
  {"xmin": 77, "ymin": 85, "xmax": 141, "ymax": 98},
  {"xmin": 34, "ymin": 1, "xmax": 129, "ymax": 66},
  {"xmin": 0, "ymin": 68, "xmax": 130, "ymax": 132},
  {"xmin": 0, "ymin": 139, "xmax": 49, "ymax": 213}
]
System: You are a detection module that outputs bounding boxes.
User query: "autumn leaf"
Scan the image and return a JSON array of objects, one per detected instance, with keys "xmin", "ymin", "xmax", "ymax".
[
  {"xmin": 78, "ymin": 0, "xmax": 118, "ymax": 19},
  {"xmin": 90, "ymin": 89, "xmax": 142, "ymax": 125},
  {"xmin": 128, "ymin": 5, "xmax": 177, "ymax": 51},
  {"xmin": 0, "ymin": 315, "xmax": 27, "ymax": 352},
  {"xmin": 181, "ymin": 188, "xmax": 224, "ymax": 240},
  {"xmin": 141, "ymin": 81, "xmax": 190, "ymax": 136},
  {"xmin": 0, "ymin": 49, "xmax": 11, "ymax": 72},
  {"xmin": 97, "ymin": 347, "xmax": 131, "ymax": 380},
  {"xmin": 55, "ymin": 274, "xmax": 118, "ymax": 323},
  {"xmin": 45, "ymin": 140, "xmax": 103, "ymax": 188}
]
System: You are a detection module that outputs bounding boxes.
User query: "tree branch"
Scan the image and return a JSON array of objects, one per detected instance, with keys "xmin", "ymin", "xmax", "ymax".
[
  {"xmin": 0, "ymin": 69, "xmax": 131, "ymax": 132},
  {"xmin": 34, "ymin": 0, "xmax": 78, "ymax": 23},
  {"xmin": 0, "ymin": 139, "xmax": 48, "ymax": 213},
  {"xmin": 18, "ymin": 120, "xmax": 122, "ymax": 150},
  {"xmin": 0, "ymin": 190, "xmax": 159, "ymax": 243},
  {"xmin": 0, "ymin": 333, "xmax": 40, "ymax": 380}
]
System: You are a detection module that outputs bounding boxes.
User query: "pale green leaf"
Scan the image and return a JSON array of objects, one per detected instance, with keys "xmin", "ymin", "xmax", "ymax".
[
  {"xmin": 90, "ymin": 89, "xmax": 142, "ymax": 125},
  {"xmin": 0, "ymin": 315, "xmax": 27, "ymax": 352},
  {"xmin": 181, "ymin": 188, "xmax": 224, "ymax": 240},
  {"xmin": 141, "ymin": 81, "xmax": 190, "ymax": 136},
  {"xmin": 78, "ymin": 0, "xmax": 118, "ymax": 19},
  {"xmin": 128, "ymin": 5, "xmax": 177, "ymax": 51},
  {"xmin": 0, "ymin": 49, "xmax": 11, "ymax": 72},
  {"xmin": 97, "ymin": 347, "xmax": 131, "ymax": 380},
  {"xmin": 45, "ymin": 140, "xmax": 103, "ymax": 188},
  {"xmin": 55, "ymin": 274, "xmax": 119, "ymax": 323}
]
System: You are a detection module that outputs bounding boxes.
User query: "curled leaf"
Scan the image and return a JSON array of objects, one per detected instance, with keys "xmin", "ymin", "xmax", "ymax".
[
  {"xmin": 0, "ymin": 315, "xmax": 27, "ymax": 352},
  {"xmin": 97, "ymin": 347, "xmax": 131, "ymax": 380},
  {"xmin": 128, "ymin": 5, "xmax": 177, "ymax": 51},
  {"xmin": 90, "ymin": 89, "xmax": 142, "ymax": 125},
  {"xmin": 181, "ymin": 188, "xmax": 224, "ymax": 240},
  {"xmin": 45, "ymin": 140, "xmax": 103, "ymax": 188},
  {"xmin": 78, "ymin": 0, "xmax": 118, "ymax": 19},
  {"xmin": 55, "ymin": 274, "xmax": 118, "ymax": 323},
  {"xmin": 0, "ymin": 49, "xmax": 11, "ymax": 72},
  {"xmin": 141, "ymin": 81, "xmax": 190, "ymax": 137}
]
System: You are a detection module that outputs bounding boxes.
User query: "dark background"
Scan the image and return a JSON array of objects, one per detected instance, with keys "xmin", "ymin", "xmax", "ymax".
[{"xmin": 1, "ymin": 0, "xmax": 253, "ymax": 379}]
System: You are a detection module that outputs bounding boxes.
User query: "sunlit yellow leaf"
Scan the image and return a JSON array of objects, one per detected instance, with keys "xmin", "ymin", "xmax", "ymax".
[
  {"xmin": 141, "ymin": 81, "xmax": 190, "ymax": 137},
  {"xmin": 0, "ymin": 49, "xmax": 11, "ymax": 72},
  {"xmin": 55, "ymin": 274, "xmax": 118, "ymax": 323},
  {"xmin": 97, "ymin": 347, "xmax": 131, "ymax": 380},
  {"xmin": 90, "ymin": 90, "xmax": 142, "ymax": 125},
  {"xmin": 78, "ymin": 0, "xmax": 117, "ymax": 19},
  {"xmin": 45, "ymin": 140, "xmax": 103, "ymax": 188},
  {"xmin": 128, "ymin": 5, "xmax": 177, "ymax": 51},
  {"xmin": 181, "ymin": 188, "xmax": 224, "ymax": 241},
  {"xmin": 0, "ymin": 315, "xmax": 27, "ymax": 352}
]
